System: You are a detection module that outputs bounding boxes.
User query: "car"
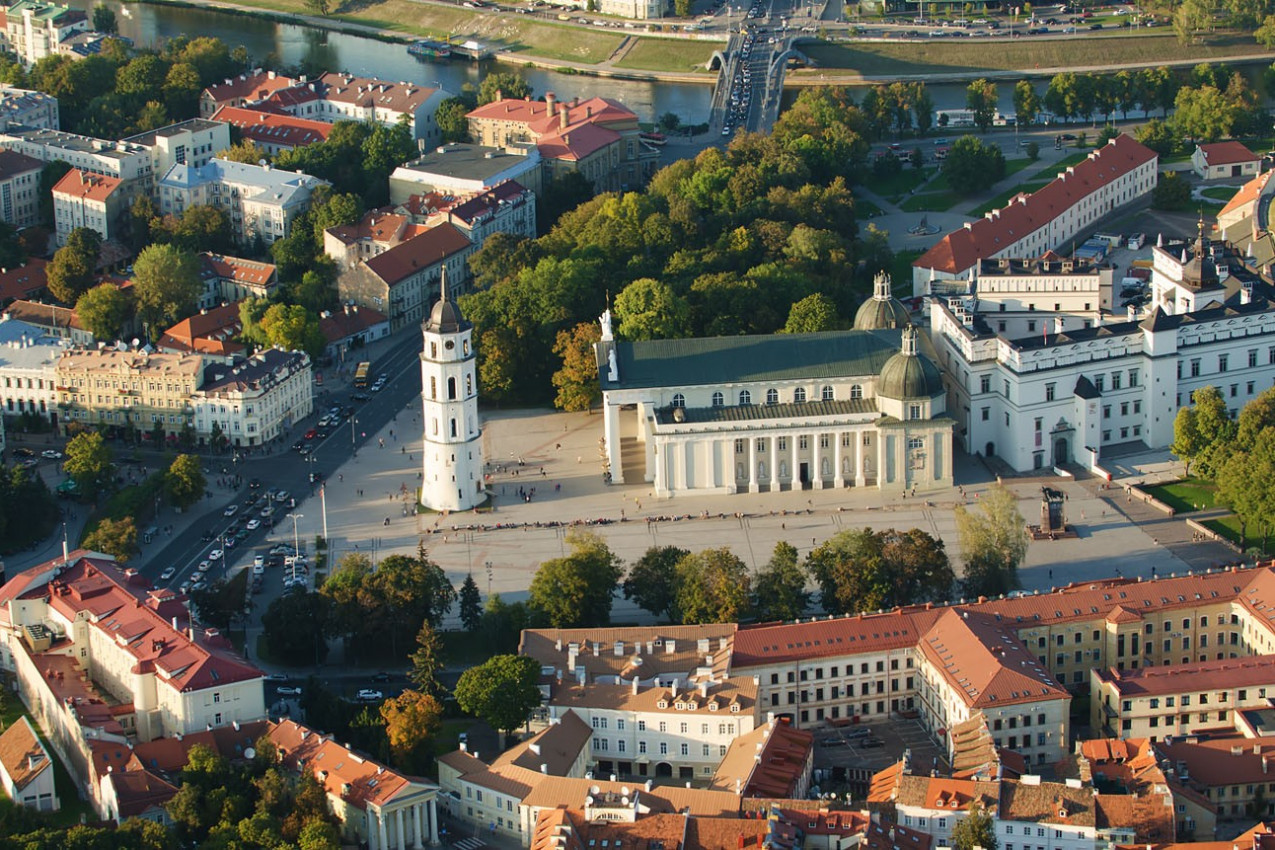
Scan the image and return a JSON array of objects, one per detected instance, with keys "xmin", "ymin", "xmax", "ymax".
[
  {"xmin": 197, "ymin": 560, "xmax": 211, "ymax": 574},
  {"xmin": 309, "ymin": 471, "xmax": 324, "ymax": 483},
  {"xmin": 297, "ymin": 445, "xmax": 312, "ymax": 456},
  {"xmin": 224, "ymin": 504, "xmax": 239, "ymax": 517},
  {"xmin": 371, "ymin": 671, "xmax": 392, "ymax": 682},
  {"xmin": 12, "ymin": 447, "xmax": 34, "ymax": 457},
  {"xmin": 369, "ymin": 382, "xmax": 384, "ymax": 393},
  {"xmin": 356, "ymin": 689, "xmax": 384, "ymax": 701},
  {"xmin": 208, "ymin": 549, "xmax": 223, "ymax": 561},
  {"xmin": 260, "ymin": 505, "xmax": 275, "ymax": 518},
  {"xmin": 249, "ymin": 478, "xmax": 263, "ymax": 490},
  {"xmin": 271, "ymin": 544, "xmax": 296, "ymax": 556},
  {"xmin": 276, "ymin": 686, "xmax": 302, "ymax": 696},
  {"xmin": 160, "ymin": 567, "xmax": 176, "ymax": 581},
  {"xmin": 291, "ymin": 441, "xmax": 305, "ymax": 451},
  {"xmin": 41, "ymin": 450, "xmax": 62, "ymax": 459},
  {"xmin": 317, "ymin": 416, "xmax": 332, "ymax": 428},
  {"xmin": 225, "ymin": 536, "xmax": 238, "ymax": 548},
  {"xmin": 859, "ymin": 737, "xmax": 885, "ymax": 748},
  {"xmin": 315, "ymin": 428, "xmax": 330, "ymax": 439},
  {"xmin": 1059, "ymin": 133, "xmax": 1077, "ymax": 140},
  {"xmin": 304, "ymin": 429, "xmax": 317, "ymax": 440},
  {"xmin": 179, "ymin": 582, "xmax": 191, "ymax": 595},
  {"xmin": 820, "ymin": 737, "xmax": 848, "ymax": 746},
  {"xmin": 264, "ymin": 673, "xmax": 288, "ymax": 682},
  {"xmin": 247, "ymin": 519, "xmax": 261, "ymax": 530},
  {"xmin": 351, "ymin": 392, "xmax": 370, "ymax": 401},
  {"xmin": 275, "ymin": 491, "xmax": 291, "ymax": 504},
  {"xmin": 191, "ymin": 580, "xmax": 208, "ymax": 592}
]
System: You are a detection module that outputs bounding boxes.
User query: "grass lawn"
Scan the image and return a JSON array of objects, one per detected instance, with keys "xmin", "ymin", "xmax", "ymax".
[
  {"xmin": 615, "ymin": 38, "xmax": 714, "ymax": 72},
  {"xmin": 968, "ymin": 180, "xmax": 1049, "ymax": 217},
  {"xmin": 1201, "ymin": 186, "xmax": 1240, "ymax": 201},
  {"xmin": 1142, "ymin": 477, "xmax": 1218, "ymax": 513},
  {"xmin": 900, "ymin": 191, "xmax": 961, "ymax": 212},
  {"xmin": 863, "ymin": 167, "xmax": 932, "ymax": 202},
  {"xmin": 889, "ymin": 250, "xmax": 923, "ymax": 292},
  {"xmin": 429, "ymin": 718, "xmax": 475, "ymax": 779},
  {"xmin": 441, "ymin": 631, "xmax": 490, "ymax": 669},
  {"xmin": 1204, "ymin": 515, "xmax": 1275, "ymax": 555},
  {"xmin": 796, "ymin": 32, "xmax": 1262, "ymax": 77},
  {"xmin": 1004, "ymin": 157, "xmax": 1036, "ymax": 177},
  {"xmin": 856, "ymin": 196, "xmax": 884, "ymax": 217}
]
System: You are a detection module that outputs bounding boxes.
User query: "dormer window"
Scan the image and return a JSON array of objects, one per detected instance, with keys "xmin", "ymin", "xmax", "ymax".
[{"xmin": 657, "ymin": 700, "xmax": 668, "ymax": 709}]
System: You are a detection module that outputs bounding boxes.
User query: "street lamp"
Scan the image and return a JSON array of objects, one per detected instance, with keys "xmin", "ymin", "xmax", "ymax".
[
  {"xmin": 350, "ymin": 417, "xmax": 358, "ymax": 457},
  {"xmin": 485, "ymin": 560, "xmax": 493, "ymax": 596},
  {"xmin": 287, "ymin": 513, "xmax": 304, "ymax": 561}
]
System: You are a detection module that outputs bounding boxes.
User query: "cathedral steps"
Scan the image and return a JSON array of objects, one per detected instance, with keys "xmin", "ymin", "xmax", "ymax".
[{"xmin": 619, "ymin": 435, "xmax": 644, "ymax": 483}]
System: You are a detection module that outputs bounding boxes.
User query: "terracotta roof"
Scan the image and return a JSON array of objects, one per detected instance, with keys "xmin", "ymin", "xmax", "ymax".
[
  {"xmin": 443, "ymin": 180, "xmax": 530, "ymax": 226},
  {"xmin": 127, "ymin": 720, "xmax": 272, "ymax": 776},
  {"xmin": 269, "ymin": 718, "xmax": 434, "ymax": 810},
  {"xmin": 918, "ymin": 609, "xmax": 1069, "ymax": 708},
  {"xmin": 467, "ymin": 95, "xmax": 637, "ymax": 162},
  {"xmin": 999, "ymin": 778, "xmax": 1096, "ymax": 827},
  {"xmin": 1094, "ymin": 792, "xmax": 1174, "ymax": 841},
  {"xmin": 894, "ymin": 774, "xmax": 998, "ymax": 811},
  {"xmin": 202, "ymin": 71, "xmax": 302, "ymax": 107},
  {"xmin": 538, "ymin": 122, "xmax": 620, "ymax": 162},
  {"xmin": 1155, "ymin": 733, "xmax": 1275, "ymax": 788},
  {"xmin": 309, "ymin": 73, "xmax": 439, "ymax": 115},
  {"xmin": 1219, "ymin": 172, "xmax": 1270, "ymax": 220},
  {"xmin": 362, "ymin": 223, "xmax": 470, "ymax": 286},
  {"xmin": 867, "ymin": 760, "xmax": 906, "ymax": 804},
  {"xmin": 1116, "ymin": 821, "xmax": 1275, "ymax": 850},
  {"xmin": 320, "ymin": 304, "xmax": 388, "ymax": 344},
  {"xmin": 106, "ymin": 769, "xmax": 178, "ymax": 818},
  {"xmin": 521, "ymin": 774, "xmax": 741, "ymax": 817},
  {"xmin": 52, "ymin": 168, "xmax": 123, "ymax": 203},
  {"xmin": 549, "ymin": 677, "xmax": 756, "ymax": 716},
  {"xmin": 327, "ymin": 211, "xmax": 412, "ymax": 248},
  {"xmin": 914, "ymin": 135, "xmax": 1157, "ymax": 275},
  {"xmin": 0, "ymin": 149, "xmax": 42, "ymax": 181},
  {"xmin": 200, "ymin": 253, "xmax": 276, "ymax": 287},
  {"xmin": 522, "ymin": 625, "xmax": 736, "ymax": 682},
  {"xmin": 211, "ymin": 105, "xmax": 332, "ymax": 149},
  {"xmin": 0, "ymin": 716, "xmax": 50, "ymax": 792},
  {"xmin": 0, "ymin": 259, "xmax": 48, "ymax": 304},
  {"xmin": 489, "ymin": 710, "xmax": 591, "ymax": 776},
  {"xmin": 1198, "ymin": 141, "xmax": 1259, "ymax": 166},
  {"xmin": 1095, "ymin": 653, "xmax": 1275, "ymax": 697},
  {"xmin": 157, "ymin": 301, "xmax": 244, "ymax": 357},
  {"xmin": 734, "ymin": 609, "xmax": 941, "ymax": 668},
  {"xmin": 710, "ymin": 717, "xmax": 812, "ymax": 798},
  {"xmin": 5, "ymin": 299, "xmax": 84, "ymax": 331}
]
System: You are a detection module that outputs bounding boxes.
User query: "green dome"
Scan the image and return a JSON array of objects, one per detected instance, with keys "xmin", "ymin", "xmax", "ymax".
[
  {"xmin": 854, "ymin": 271, "xmax": 911, "ymax": 331},
  {"xmin": 878, "ymin": 328, "xmax": 943, "ymax": 400}
]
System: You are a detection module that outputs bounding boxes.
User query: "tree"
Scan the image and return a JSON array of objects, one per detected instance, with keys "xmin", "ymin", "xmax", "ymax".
[
  {"xmin": 753, "ymin": 542, "xmax": 809, "ymax": 621},
  {"xmin": 1190, "ymin": 385, "xmax": 1236, "ymax": 479},
  {"xmin": 190, "ymin": 570, "xmax": 249, "ymax": 631},
  {"xmin": 435, "ymin": 97, "xmax": 471, "ymax": 143},
  {"xmin": 1012, "ymin": 79, "xmax": 1040, "ymax": 128},
  {"xmin": 310, "ymin": 191, "xmax": 364, "ymax": 246},
  {"xmin": 1258, "ymin": 14, "xmax": 1275, "ymax": 48},
  {"xmin": 1152, "ymin": 171, "xmax": 1192, "ymax": 211},
  {"xmin": 83, "ymin": 516, "xmax": 137, "ymax": 562},
  {"xmin": 952, "ymin": 804, "xmax": 999, "ymax": 850},
  {"xmin": 459, "ymin": 573, "xmax": 483, "ymax": 632},
  {"xmin": 674, "ymin": 548, "xmax": 752, "ymax": 625},
  {"xmin": 92, "ymin": 4, "xmax": 118, "ymax": 33},
  {"xmin": 1135, "ymin": 118, "xmax": 1178, "ymax": 156},
  {"xmin": 304, "ymin": 0, "xmax": 331, "ymax": 13},
  {"xmin": 163, "ymin": 62, "xmax": 203, "ymax": 119},
  {"xmin": 132, "ymin": 243, "xmax": 201, "ymax": 334},
  {"xmin": 528, "ymin": 530, "xmax": 623, "ymax": 627},
  {"xmin": 614, "ymin": 277, "xmax": 690, "ymax": 340},
  {"xmin": 965, "ymin": 79, "xmax": 998, "ymax": 133},
  {"xmin": 454, "ymin": 654, "xmax": 541, "ymax": 735},
  {"xmin": 1238, "ymin": 387, "xmax": 1275, "ymax": 450},
  {"xmin": 551, "ymin": 322, "xmax": 601, "ymax": 412},
  {"xmin": 116, "ymin": 55, "xmax": 168, "ymax": 102},
  {"xmin": 380, "ymin": 689, "xmax": 442, "ymax": 770},
  {"xmin": 0, "ymin": 464, "xmax": 59, "ymax": 555},
  {"xmin": 165, "ymin": 453, "xmax": 206, "ymax": 511},
  {"xmin": 1171, "ymin": 406, "xmax": 1205, "ymax": 476},
  {"xmin": 1174, "ymin": 0, "xmax": 1215, "ymax": 44},
  {"xmin": 63, "ymin": 430, "xmax": 114, "ymax": 500},
  {"xmin": 478, "ymin": 72, "xmax": 531, "ymax": 105},
  {"xmin": 408, "ymin": 621, "xmax": 445, "ymax": 697},
  {"xmin": 942, "ymin": 135, "xmax": 1006, "ymax": 195},
  {"xmin": 46, "ymin": 227, "xmax": 101, "ymax": 304},
  {"xmin": 75, "ymin": 283, "xmax": 129, "ymax": 341},
  {"xmin": 478, "ymin": 593, "xmax": 530, "ymax": 654},
  {"xmin": 1172, "ymin": 85, "xmax": 1234, "ymax": 142},
  {"xmin": 259, "ymin": 302, "xmax": 326, "ymax": 357},
  {"xmin": 955, "ymin": 486, "xmax": 1028, "ymax": 598},
  {"xmin": 809, "ymin": 527, "xmax": 953, "ymax": 614},
  {"xmin": 623, "ymin": 546, "xmax": 688, "ymax": 621},
  {"xmin": 783, "ymin": 292, "xmax": 840, "ymax": 333},
  {"xmin": 218, "ymin": 140, "xmax": 270, "ymax": 164},
  {"xmin": 262, "ymin": 591, "xmax": 330, "ymax": 665}
]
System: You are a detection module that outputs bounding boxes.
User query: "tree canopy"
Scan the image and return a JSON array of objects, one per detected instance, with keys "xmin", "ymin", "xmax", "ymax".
[
  {"xmin": 528, "ymin": 530, "xmax": 623, "ymax": 627},
  {"xmin": 454, "ymin": 654, "xmax": 541, "ymax": 735},
  {"xmin": 809, "ymin": 527, "xmax": 953, "ymax": 614},
  {"xmin": 955, "ymin": 486, "xmax": 1029, "ymax": 598}
]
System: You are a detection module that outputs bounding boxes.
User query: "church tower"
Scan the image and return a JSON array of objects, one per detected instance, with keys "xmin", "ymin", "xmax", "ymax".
[{"xmin": 420, "ymin": 270, "xmax": 484, "ymax": 511}]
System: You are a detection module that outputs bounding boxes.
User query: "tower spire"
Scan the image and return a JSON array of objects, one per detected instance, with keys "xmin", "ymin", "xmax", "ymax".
[{"xmin": 440, "ymin": 261, "xmax": 448, "ymax": 304}]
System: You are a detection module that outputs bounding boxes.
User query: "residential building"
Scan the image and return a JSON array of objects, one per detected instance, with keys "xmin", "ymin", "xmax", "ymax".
[
  {"xmin": 0, "ymin": 149, "xmax": 41, "ymax": 229},
  {"xmin": 324, "ymin": 210, "xmax": 429, "ymax": 269},
  {"xmin": 51, "ymin": 168, "xmax": 125, "ymax": 245},
  {"xmin": 389, "ymin": 142, "xmax": 542, "ymax": 202},
  {"xmin": 209, "ymin": 105, "xmax": 332, "ymax": 154},
  {"xmin": 156, "ymin": 302, "xmax": 245, "ymax": 360},
  {"xmin": 123, "ymin": 119, "xmax": 231, "ymax": 181},
  {"xmin": 0, "ymin": 259, "xmax": 48, "ymax": 306},
  {"xmin": 401, "ymin": 179, "xmax": 537, "ymax": 247},
  {"xmin": 0, "ymin": 85, "xmax": 58, "ymax": 130},
  {"xmin": 158, "ymin": 158, "xmax": 326, "ymax": 245},
  {"xmin": 927, "ymin": 229, "xmax": 1275, "ymax": 473},
  {"xmin": 0, "ymin": 716, "xmax": 56, "ymax": 811},
  {"xmin": 0, "ymin": 127, "xmax": 152, "ymax": 196},
  {"xmin": 96, "ymin": 769, "xmax": 176, "ymax": 825},
  {"xmin": 198, "ymin": 252, "xmax": 279, "ymax": 307},
  {"xmin": 1076, "ymin": 738, "xmax": 1215, "ymax": 840},
  {"xmin": 3, "ymin": 0, "xmax": 88, "ymax": 67},
  {"xmin": 264, "ymin": 72, "xmax": 450, "ymax": 147},
  {"xmin": 54, "ymin": 348, "xmax": 203, "ymax": 437},
  {"xmin": 198, "ymin": 69, "xmax": 303, "ymax": 119},
  {"xmin": 319, "ymin": 303, "xmax": 390, "ymax": 363},
  {"xmin": 1152, "ymin": 732, "xmax": 1275, "ymax": 822},
  {"xmin": 268, "ymin": 719, "xmax": 442, "ymax": 850},
  {"xmin": 191, "ymin": 348, "xmax": 313, "ymax": 447},
  {"xmin": 708, "ymin": 715, "xmax": 813, "ymax": 798},
  {"xmin": 596, "ymin": 293, "xmax": 954, "ymax": 495},
  {"xmin": 912, "ymin": 135, "xmax": 1158, "ymax": 294},
  {"xmin": 467, "ymin": 92, "xmax": 659, "ymax": 193},
  {"xmin": 336, "ymin": 222, "xmax": 471, "ymax": 331},
  {"xmin": 0, "ymin": 315, "xmax": 67, "ymax": 424},
  {"xmin": 2, "ymin": 299, "xmax": 90, "ymax": 345},
  {"xmin": 1192, "ymin": 142, "xmax": 1260, "ymax": 181}
]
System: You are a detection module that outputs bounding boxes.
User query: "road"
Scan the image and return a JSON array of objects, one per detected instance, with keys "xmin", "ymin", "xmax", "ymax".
[{"xmin": 709, "ymin": 0, "xmax": 805, "ymax": 137}]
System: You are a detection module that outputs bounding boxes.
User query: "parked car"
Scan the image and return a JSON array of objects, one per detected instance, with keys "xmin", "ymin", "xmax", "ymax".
[
  {"xmin": 160, "ymin": 567, "xmax": 176, "ymax": 581},
  {"xmin": 276, "ymin": 686, "xmax": 302, "ymax": 696},
  {"xmin": 356, "ymin": 689, "xmax": 384, "ymax": 701},
  {"xmin": 41, "ymin": 450, "xmax": 62, "ymax": 459},
  {"xmin": 208, "ymin": 549, "xmax": 224, "ymax": 561},
  {"xmin": 246, "ymin": 519, "xmax": 261, "ymax": 530},
  {"xmin": 371, "ymin": 672, "xmax": 392, "ymax": 682},
  {"xmin": 223, "ymin": 504, "xmax": 239, "ymax": 517}
]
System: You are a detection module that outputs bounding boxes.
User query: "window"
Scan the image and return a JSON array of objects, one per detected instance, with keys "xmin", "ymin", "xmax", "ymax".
[
  {"xmin": 982, "ymin": 407, "xmax": 990, "ymax": 421},
  {"xmin": 850, "ymin": 384, "xmax": 863, "ymax": 400},
  {"xmin": 739, "ymin": 390, "xmax": 751, "ymax": 405},
  {"xmin": 711, "ymin": 391, "xmax": 724, "ymax": 407},
  {"xmin": 1191, "ymin": 359, "xmax": 1201, "ymax": 377},
  {"xmin": 1220, "ymin": 354, "xmax": 1229, "ymax": 372},
  {"xmin": 1095, "ymin": 375, "xmax": 1105, "ymax": 392},
  {"xmin": 671, "ymin": 393, "xmax": 685, "ymax": 408},
  {"xmin": 822, "ymin": 385, "xmax": 834, "ymax": 401},
  {"xmin": 980, "ymin": 375, "xmax": 991, "ymax": 394},
  {"xmin": 794, "ymin": 387, "xmax": 807, "ymax": 403},
  {"xmin": 908, "ymin": 403, "xmax": 922, "ymax": 420},
  {"xmin": 1046, "ymin": 383, "xmax": 1056, "ymax": 401}
]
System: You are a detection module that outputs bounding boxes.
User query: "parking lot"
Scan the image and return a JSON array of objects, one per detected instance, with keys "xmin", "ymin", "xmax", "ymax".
[{"xmin": 813, "ymin": 715, "xmax": 949, "ymax": 785}]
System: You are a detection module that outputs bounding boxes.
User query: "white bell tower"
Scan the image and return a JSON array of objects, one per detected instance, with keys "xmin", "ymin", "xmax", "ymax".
[{"xmin": 420, "ymin": 268, "xmax": 484, "ymax": 511}]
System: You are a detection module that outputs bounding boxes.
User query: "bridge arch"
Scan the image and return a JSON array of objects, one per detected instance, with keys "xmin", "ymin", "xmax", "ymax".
[{"xmin": 708, "ymin": 49, "xmax": 728, "ymax": 71}]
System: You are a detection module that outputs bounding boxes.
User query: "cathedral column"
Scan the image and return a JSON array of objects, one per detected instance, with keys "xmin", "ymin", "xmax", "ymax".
[
  {"xmin": 791, "ymin": 434, "xmax": 799, "ymax": 491},
  {"xmin": 429, "ymin": 799, "xmax": 439, "ymax": 845},
  {"xmin": 834, "ymin": 432, "xmax": 844, "ymax": 488},
  {"xmin": 378, "ymin": 810, "xmax": 389, "ymax": 850},
  {"xmin": 769, "ymin": 438, "xmax": 780, "ymax": 491},
  {"xmin": 877, "ymin": 432, "xmax": 886, "ymax": 489},
  {"xmin": 604, "ymin": 401, "xmax": 623, "ymax": 484},
  {"xmin": 748, "ymin": 437, "xmax": 758, "ymax": 493},
  {"xmin": 397, "ymin": 807, "xmax": 407, "ymax": 849},
  {"xmin": 413, "ymin": 804, "xmax": 425, "ymax": 849},
  {"xmin": 855, "ymin": 434, "xmax": 866, "ymax": 488},
  {"xmin": 812, "ymin": 433, "xmax": 822, "ymax": 489}
]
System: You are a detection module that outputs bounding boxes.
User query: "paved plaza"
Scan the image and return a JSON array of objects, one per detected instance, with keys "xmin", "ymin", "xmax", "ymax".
[{"xmin": 288, "ymin": 404, "xmax": 1244, "ymax": 629}]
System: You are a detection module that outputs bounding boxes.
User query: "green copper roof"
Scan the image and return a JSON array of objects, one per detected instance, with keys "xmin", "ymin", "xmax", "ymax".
[
  {"xmin": 653, "ymin": 398, "xmax": 879, "ymax": 425},
  {"xmin": 599, "ymin": 329, "xmax": 904, "ymax": 391}
]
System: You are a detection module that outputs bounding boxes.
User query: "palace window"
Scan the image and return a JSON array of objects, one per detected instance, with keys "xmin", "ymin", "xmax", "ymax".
[
  {"xmin": 850, "ymin": 384, "xmax": 863, "ymax": 400},
  {"xmin": 672, "ymin": 393, "xmax": 685, "ymax": 408},
  {"xmin": 794, "ymin": 387, "xmax": 807, "ymax": 403},
  {"xmin": 739, "ymin": 390, "xmax": 751, "ymax": 405},
  {"xmin": 766, "ymin": 388, "xmax": 779, "ymax": 405},
  {"xmin": 712, "ymin": 391, "xmax": 724, "ymax": 407},
  {"xmin": 822, "ymin": 385, "xmax": 834, "ymax": 401}
]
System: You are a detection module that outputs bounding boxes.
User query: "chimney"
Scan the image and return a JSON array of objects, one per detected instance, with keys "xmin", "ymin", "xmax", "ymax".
[
  {"xmin": 1127, "ymin": 303, "xmax": 1136, "ymax": 322},
  {"xmin": 495, "ymin": 88, "xmax": 503, "ymax": 101},
  {"xmin": 541, "ymin": 763, "xmax": 548, "ymax": 773},
  {"xmin": 545, "ymin": 91, "xmax": 556, "ymax": 110},
  {"xmin": 1054, "ymin": 316, "xmax": 1064, "ymax": 335},
  {"xmin": 699, "ymin": 680, "xmax": 708, "ymax": 699},
  {"xmin": 671, "ymin": 677, "xmax": 679, "ymax": 698},
  {"xmin": 1242, "ymin": 282, "xmax": 1253, "ymax": 305},
  {"xmin": 559, "ymin": 104, "xmax": 569, "ymax": 130},
  {"xmin": 632, "ymin": 677, "xmax": 640, "ymax": 695},
  {"xmin": 529, "ymin": 742, "xmax": 541, "ymax": 756},
  {"xmin": 614, "ymin": 640, "xmax": 624, "ymax": 656}
]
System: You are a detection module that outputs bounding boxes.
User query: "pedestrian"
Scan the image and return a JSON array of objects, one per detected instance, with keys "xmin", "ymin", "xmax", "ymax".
[{"xmin": 339, "ymin": 474, "xmax": 343, "ymax": 482}]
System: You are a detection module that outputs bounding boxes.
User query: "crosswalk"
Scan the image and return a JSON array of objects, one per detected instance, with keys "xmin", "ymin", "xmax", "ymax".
[{"xmin": 453, "ymin": 838, "xmax": 486, "ymax": 850}]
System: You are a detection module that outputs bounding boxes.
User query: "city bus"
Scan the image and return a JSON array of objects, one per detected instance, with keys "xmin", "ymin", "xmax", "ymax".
[{"xmin": 353, "ymin": 361, "xmax": 371, "ymax": 389}]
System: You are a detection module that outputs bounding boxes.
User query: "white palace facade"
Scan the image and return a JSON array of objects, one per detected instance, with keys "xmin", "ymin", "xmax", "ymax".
[
  {"xmin": 596, "ymin": 275, "xmax": 954, "ymax": 497},
  {"xmin": 929, "ymin": 226, "xmax": 1275, "ymax": 473}
]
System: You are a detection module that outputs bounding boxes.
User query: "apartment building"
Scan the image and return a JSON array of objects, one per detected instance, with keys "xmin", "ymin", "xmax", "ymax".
[
  {"xmin": 0, "ymin": 127, "xmax": 151, "ymax": 197},
  {"xmin": 324, "ymin": 210, "xmax": 428, "ymax": 269},
  {"xmin": 123, "ymin": 119, "xmax": 231, "ymax": 182},
  {"xmin": 198, "ymin": 69, "xmax": 303, "ymax": 118},
  {"xmin": 1153, "ymin": 732, "xmax": 1275, "ymax": 822},
  {"xmin": 467, "ymin": 92, "xmax": 658, "ymax": 193},
  {"xmin": 0, "ymin": 85, "xmax": 58, "ymax": 130},
  {"xmin": 54, "ymin": 348, "xmax": 203, "ymax": 437},
  {"xmin": 336, "ymin": 222, "xmax": 471, "ymax": 331},
  {"xmin": 707, "ymin": 715, "xmax": 813, "ymax": 799},
  {"xmin": 265, "ymin": 72, "xmax": 449, "ymax": 146},
  {"xmin": 913, "ymin": 135, "xmax": 1158, "ymax": 294},
  {"xmin": 156, "ymin": 302, "xmax": 245, "ymax": 360},
  {"xmin": 269, "ymin": 719, "xmax": 442, "ymax": 850},
  {"xmin": 389, "ymin": 142, "xmax": 542, "ymax": 202},
  {"xmin": 209, "ymin": 105, "xmax": 332, "ymax": 154},
  {"xmin": 158, "ymin": 158, "xmax": 326, "ymax": 245},
  {"xmin": 2, "ymin": 0, "xmax": 88, "ymax": 67},
  {"xmin": 0, "ymin": 316, "xmax": 66, "ymax": 423},
  {"xmin": 0, "ymin": 716, "xmax": 56, "ymax": 812},
  {"xmin": 319, "ymin": 303, "xmax": 390, "ymax": 362},
  {"xmin": 198, "ymin": 253, "xmax": 278, "ymax": 308},
  {"xmin": 2, "ymin": 299, "xmax": 91, "ymax": 345},
  {"xmin": 400, "ymin": 179, "xmax": 536, "ymax": 247},
  {"xmin": 0, "ymin": 149, "xmax": 41, "ymax": 230},
  {"xmin": 191, "ymin": 348, "xmax": 313, "ymax": 447},
  {"xmin": 51, "ymin": 168, "xmax": 125, "ymax": 245}
]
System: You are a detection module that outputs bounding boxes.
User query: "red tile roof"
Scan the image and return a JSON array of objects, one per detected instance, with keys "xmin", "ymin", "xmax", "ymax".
[
  {"xmin": 199, "ymin": 253, "xmax": 276, "ymax": 288},
  {"xmin": 52, "ymin": 169, "xmax": 122, "ymax": 204},
  {"xmin": 319, "ymin": 304, "xmax": 388, "ymax": 344},
  {"xmin": 0, "ymin": 716, "xmax": 51, "ymax": 792},
  {"xmin": 710, "ymin": 717, "xmax": 812, "ymax": 798},
  {"xmin": 211, "ymin": 105, "xmax": 332, "ymax": 149},
  {"xmin": 268, "ymin": 719, "xmax": 424, "ymax": 810},
  {"xmin": 202, "ymin": 71, "xmax": 302, "ymax": 107},
  {"xmin": 158, "ymin": 301, "xmax": 244, "ymax": 356},
  {"xmin": 0, "ymin": 259, "xmax": 48, "ymax": 304},
  {"xmin": 734, "ymin": 608, "xmax": 942, "ymax": 667},
  {"xmin": 467, "ymin": 95, "xmax": 637, "ymax": 163},
  {"xmin": 1219, "ymin": 172, "xmax": 1269, "ymax": 220},
  {"xmin": 914, "ymin": 134, "xmax": 1157, "ymax": 275},
  {"xmin": 1096, "ymin": 653, "xmax": 1275, "ymax": 697},
  {"xmin": 1198, "ymin": 141, "xmax": 1259, "ymax": 166},
  {"xmin": 106, "ymin": 769, "xmax": 178, "ymax": 818},
  {"xmin": 363, "ymin": 223, "xmax": 470, "ymax": 286}
]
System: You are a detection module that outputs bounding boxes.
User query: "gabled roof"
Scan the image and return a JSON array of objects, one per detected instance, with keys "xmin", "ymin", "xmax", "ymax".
[
  {"xmin": 200, "ymin": 253, "xmax": 276, "ymax": 287},
  {"xmin": 157, "ymin": 301, "xmax": 244, "ymax": 357},
  {"xmin": 1197, "ymin": 141, "xmax": 1258, "ymax": 166},
  {"xmin": 0, "ymin": 149, "xmax": 42, "ymax": 181},
  {"xmin": 709, "ymin": 717, "xmax": 812, "ymax": 798},
  {"xmin": 362, "ymin": 223, "xmax": 470, "ymax": 286},
  {"xmin": 107, "ymin": 769, "xmax": 177, "ymax": 818},
  {"xmin": 489, "ymin": 710, "xmax": 591, "ymax": 776},
  {"xmin": 210, "ymin": 105, "xmax": 332, "ymax": 149},
  {"xmin": 0, "ymin": 259, "xmax": 48, "ymax": 304},
  {"xmin": 52, "ymin": 168, "xmax": 122, "ymax": 203},
  {"xmin": 1219, "ymin": 172, "xmax": 1270, "ymax": 220},
  {"xmin": 201, "ymin": 70, "xmax": 302, "ymax": 107},
  {"xmin": 0, "ymin": 716, "xmax": 51, "ymax": 792},
  {"xmin": 320, "ymin": 304, "xmax": 388, "ymax": 344}
]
